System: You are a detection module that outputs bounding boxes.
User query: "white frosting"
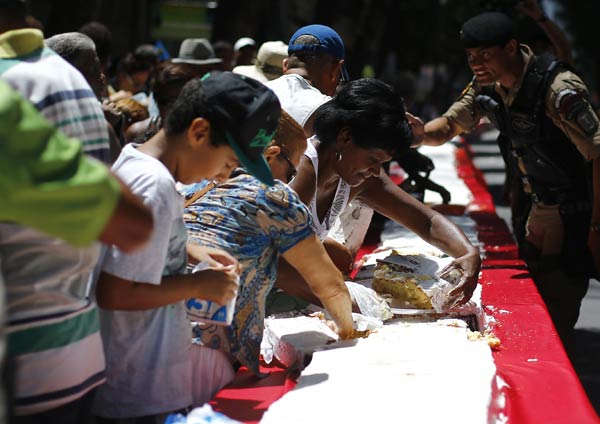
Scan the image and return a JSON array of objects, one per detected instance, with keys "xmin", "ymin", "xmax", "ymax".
[
  {"xmin": 261, "ymin": 318, "xmax": 497, "ymax": 424},
  {"xmin": 261, "ymin": 315, "xmax": 339, "ymax": 368},
  {"xmin": 260, "ymin": 150, "xmax": 498, "ymax": 422}
]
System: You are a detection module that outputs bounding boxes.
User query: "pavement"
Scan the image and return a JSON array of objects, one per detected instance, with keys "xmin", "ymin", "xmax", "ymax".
[{"xmin": 465, "ymin": 127, "xmax": 600, "ymax": 416}]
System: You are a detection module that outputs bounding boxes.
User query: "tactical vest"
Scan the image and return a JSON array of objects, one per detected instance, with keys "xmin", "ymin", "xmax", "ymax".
[
  {"xmin": 477, "ymin": 55, "xmax": 595, "ymax": 277},
  {"xmin": 478, "ymin": 54, "xmax": 592, "ymax": 209}
]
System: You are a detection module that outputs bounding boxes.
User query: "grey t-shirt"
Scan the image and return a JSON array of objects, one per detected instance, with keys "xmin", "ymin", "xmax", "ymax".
[{"xmin": 92, "ymin": 144, "xmax": 192, "ymax": 418}]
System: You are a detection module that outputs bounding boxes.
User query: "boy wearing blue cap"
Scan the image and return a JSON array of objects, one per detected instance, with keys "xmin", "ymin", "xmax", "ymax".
[{"xmin": 93, "ymin": 72, "xmax": 280, "ymax": 422}]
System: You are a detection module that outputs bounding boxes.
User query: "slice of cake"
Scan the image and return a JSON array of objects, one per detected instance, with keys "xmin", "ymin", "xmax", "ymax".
[
  {"xmin": 371, "ymin": 252, "xmax": 464, "ymax": 312},
  {"xmin": 372, "ymin": 262, "xmax": 434, "ymax": 309}
]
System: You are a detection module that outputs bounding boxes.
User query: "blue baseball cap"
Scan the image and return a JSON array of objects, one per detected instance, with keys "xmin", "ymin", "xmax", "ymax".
[{"xmin": 288, "ymin": 24, "xmax": 350, "ymax": 82}]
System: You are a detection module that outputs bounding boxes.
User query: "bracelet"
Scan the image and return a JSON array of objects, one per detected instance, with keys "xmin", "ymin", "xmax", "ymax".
[
  {"xmin": 537, "ymin": 14, "xmax": 548, "ymax": 23},
  {"xmin": 591, "ymin": 222, "xmax": 600, "ymax": 232}
]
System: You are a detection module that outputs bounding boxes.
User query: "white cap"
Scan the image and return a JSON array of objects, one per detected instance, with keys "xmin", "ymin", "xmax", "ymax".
[
  {"xmin": 232, "ymin": 40, "xmax": 288, "ymax": 83},
  {"xmin": 234, "ymin": 37, "xmax": 256, "ymax": 52},
  {"xmin": 233, "ymin": 65, "xmax": 269, "ymax": 83}
]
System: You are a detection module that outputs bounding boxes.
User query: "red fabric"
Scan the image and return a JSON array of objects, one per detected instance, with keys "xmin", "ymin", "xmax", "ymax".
[
  {"xmin": 211, "ymin": 139, "xmax": 599, "ymax": 423},
  {"xmin": 456, "ymin": 139, "xmax": 599, "ymax": 424},
  {"xmin": 210, "ymin": 365, "xmax": 296, "ymax": 424}
]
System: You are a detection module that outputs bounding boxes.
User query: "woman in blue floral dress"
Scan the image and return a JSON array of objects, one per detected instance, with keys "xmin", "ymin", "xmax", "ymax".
[{"xmin": 183, "ymin": 111, "xmax": 353, "ymax": 392}]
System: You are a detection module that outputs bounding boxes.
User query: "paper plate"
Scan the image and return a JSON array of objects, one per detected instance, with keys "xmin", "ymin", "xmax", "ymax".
[
  {"xmin": 391, "ymin": 307, "xmax": 438, "ymax": 316},
  {"xmin": 387, "ymin": 298, "xmax": 437, "ymax": 316}
]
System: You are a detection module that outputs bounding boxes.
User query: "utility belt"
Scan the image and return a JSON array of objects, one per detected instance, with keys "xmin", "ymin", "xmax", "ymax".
[
  {"xmin": 511, "ymin": 149, "xmax": 568, "ymax": 205},
  {"xmin": 526, "ymin": 189, "xmax": 561, "ymax": 205},
  {"xmin": 527, "ymin": 192, "xmax": 591, "ymax": 215},
  {"xmin": 520, "ymin": 175, "xmax": 564, "ymax": 205},
  {"xmin": 521, "ymin": 176, "xmax": 591, "ymax": 214}
]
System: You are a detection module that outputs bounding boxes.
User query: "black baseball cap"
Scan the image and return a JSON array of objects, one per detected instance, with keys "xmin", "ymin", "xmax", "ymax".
[
  {"xmin": 461, "ymin": 12, "xmax": 517, "ymax": 49},
  {"xmin": 201, "ymin": 72, "xmax": 280, "ymax": 186},
  {"xmin": 288, "ymin": 24, "xmax": 350, "ymax": 82}
]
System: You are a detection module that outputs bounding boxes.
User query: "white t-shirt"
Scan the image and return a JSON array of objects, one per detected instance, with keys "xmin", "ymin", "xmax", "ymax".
[
  {"xmin": 265, "ymin": 74, "xmax": 330, "ymax": 128},
  {"xmin": 92, "ymin": 144, "xmax": 192, "ymax": 418}
]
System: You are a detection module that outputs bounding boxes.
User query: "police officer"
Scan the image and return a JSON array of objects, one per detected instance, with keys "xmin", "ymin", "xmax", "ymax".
[{"xmin": 414, "ymin": 12, "xmax": 600, "ymax": 344}]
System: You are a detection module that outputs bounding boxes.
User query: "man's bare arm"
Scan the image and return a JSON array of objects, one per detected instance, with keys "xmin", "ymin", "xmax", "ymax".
[{"xmin": 421, "ymin": 116, "xmax": 463, "ymax": 146}]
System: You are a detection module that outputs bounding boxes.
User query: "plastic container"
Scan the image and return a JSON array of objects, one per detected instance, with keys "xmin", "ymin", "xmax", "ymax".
[{"xmin": 185, "ymin": 262, "xmax": 238, "ymax": 326}]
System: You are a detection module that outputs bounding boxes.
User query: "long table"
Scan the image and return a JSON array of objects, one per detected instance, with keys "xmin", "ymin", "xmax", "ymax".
[{"xmin": 210, "ymin": 140, "xmax": 599, "ymax": 424}]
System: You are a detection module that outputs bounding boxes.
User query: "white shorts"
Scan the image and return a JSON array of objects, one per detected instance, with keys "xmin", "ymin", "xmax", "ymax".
[{"xmin": 190, "ymin": 345, "xmax": 236, "ymax": 407}]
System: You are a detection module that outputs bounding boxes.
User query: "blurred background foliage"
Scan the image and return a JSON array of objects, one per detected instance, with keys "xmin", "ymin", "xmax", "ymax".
[{"xmin": 26, "ymin": 0, "xmax": 600, "ymax": 108}]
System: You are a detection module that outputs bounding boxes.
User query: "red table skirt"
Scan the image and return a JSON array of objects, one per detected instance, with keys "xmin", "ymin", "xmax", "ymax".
[
  {"xmin": 211, "ymin": 140, "xmax": 599, "ymax": 423},
  {"xmin": 457, "ymin": 142, "xmax": 598, "ymax": 423}
]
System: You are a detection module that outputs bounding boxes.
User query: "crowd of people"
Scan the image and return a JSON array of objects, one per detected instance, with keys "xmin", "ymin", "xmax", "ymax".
[{"xmin": 1, "ymin": 0, "xmax": 599, "ymax": 422}]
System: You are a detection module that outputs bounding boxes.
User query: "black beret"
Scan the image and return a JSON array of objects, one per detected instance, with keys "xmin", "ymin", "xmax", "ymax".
[{"xmin": 461, "ymin": 12, "xmax": 517, "ymax": 48}]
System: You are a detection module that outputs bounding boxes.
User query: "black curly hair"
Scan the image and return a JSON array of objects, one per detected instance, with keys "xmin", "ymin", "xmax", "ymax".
[
  {"xmin": 312, "ymin": 78, "xmax": 413, "ymax": 154},
  {"xmin": 163, "ymin": 78, "xmax": 228, "ymax": 147}
]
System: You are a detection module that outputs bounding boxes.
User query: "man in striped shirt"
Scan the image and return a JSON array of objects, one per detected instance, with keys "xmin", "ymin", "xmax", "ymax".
[
  {"xmin": 0, "ymin": 4, "xmax": 110, "ymax": 163},
  {"xmin": 0, "ymin": 1, "xmax": 115, "ymax": 421}
]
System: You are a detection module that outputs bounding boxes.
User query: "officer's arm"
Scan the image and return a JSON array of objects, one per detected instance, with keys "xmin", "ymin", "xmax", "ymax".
[
  {"xmin": 549, "ymin": 74, "xmax": 600, "ymax": 270},
  {"xmin": 422, "ymin": 117, "xmax": 463, "ymax": 146},
  {"xmin": 421, "ymin": 84, "xmax": 478, "ymax": 146},
  {"xmin": 549, "ymin": 73, "xmax": 600, "ymax": 161}
]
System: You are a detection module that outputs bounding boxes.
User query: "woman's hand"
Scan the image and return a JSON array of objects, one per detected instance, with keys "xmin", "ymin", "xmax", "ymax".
[
  {"xmin": 109, "ymin": 89, "xmax": 132, "ymax": 103},
  {"xmin": 102, "ymin": 99, "xmax": 123, "ymax": 127},
  {"xmin": 334, "ymin": 318, "xmax": 354, "ymax": 340},
  {"xmin": 439, "ymin": 249, "xmax": 481, "ymax": 305},
  {"xmin": 187, "ymin": 244, "xmax": 239, "ymax": 272},
  {"xmin": 281, "ymin": 235, "xmax": 355, "ymax": 339}
]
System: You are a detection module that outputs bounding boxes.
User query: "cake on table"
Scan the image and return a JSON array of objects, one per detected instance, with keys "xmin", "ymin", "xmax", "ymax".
[{"xmin": 371, "ymin": 251, "xmax": 464, "ymax": 312}]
